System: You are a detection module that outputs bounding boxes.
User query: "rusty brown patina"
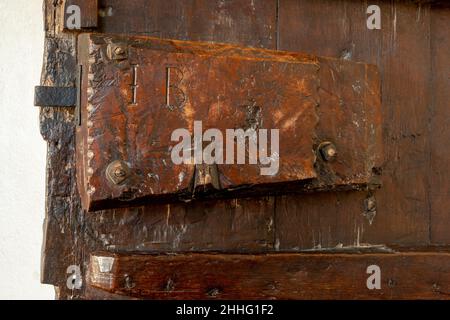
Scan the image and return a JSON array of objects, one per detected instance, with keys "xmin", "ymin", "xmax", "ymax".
[{"xmin": 76, "ymin": 33, "xmax": 381, "ymax": 212}]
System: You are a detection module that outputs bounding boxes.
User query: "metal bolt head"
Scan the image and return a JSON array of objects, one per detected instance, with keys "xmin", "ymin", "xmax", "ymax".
[
  {"xmin": 365, "ymin": 196, "xmax": 377, "ymax": 211},
  {"xmin": 114, "ymin": 46, "xmax": 125, "ymax": 55},
  {"xmin": 319, "ymin": 142, "xmax": 337, "ymax": 162},
  {"xmin": 207, "ymin": 288, "xmax": 221, "ymax": 297},
  {"xmin": 108, "ymin": 44, "xmax": 128, "ymax": 60},
  {"xmin": 114, "ymin": 167, "xmax": 127, "ymax": 178},
  {"xmin": 106, "ymin": 160, "xmax": 130, "ymax": 185}
]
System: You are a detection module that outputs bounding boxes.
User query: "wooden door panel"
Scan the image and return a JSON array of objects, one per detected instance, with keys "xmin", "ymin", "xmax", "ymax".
[
  {"xmin": 430, "ymin": 7, "xmax": 450, "ymax": 243},
  {"xmin": 277, "ymin": 0, "xmax": 432, "ymax": 247},
  {"xmin": 37, "ymin": 0, "xmax": 450, "ymax": 299},
  {"xmin": 98, "ymin": 0, "xmax": 277, "ymax": 49}
]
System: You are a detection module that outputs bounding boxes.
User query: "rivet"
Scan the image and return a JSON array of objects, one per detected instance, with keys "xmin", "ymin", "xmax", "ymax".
[
  {"xmin": 207, "ymin": 288, "xmax": 221, "ymax": 297},
  {"xmin": 99, "ymin": 6, "xmax": 114, "ymax": 18},
  {"xmin": 365, "ymin": 196, "xmax": 376, "ymax": 211},
  {"xmin": 114, "ymin": 47, "xmax": 125, "ymax": 55},
  {"xmin": 108, "ymin": 44, "xmax": 128, "ymax": 60},
  {"xmin": 318, "ymin": 141, "xmax": 337, "ymax": 162},
  {"xmin": 388, "ymin": 279, "xmax": 396, "ymax": 288},
  {"xmin": 114, "ymin": 167, "xmax": 126, "ymax": 178},
  {"xmin": 106, "ymin": 160, "xmax": 130, "ymax": 185},
  {"xmin": 164, "ymin": 278, "xmax": 175, "ymax": 292},
  {"xmin": 87, "ymin": 186, "xmax": 96, "ymax": 195}
]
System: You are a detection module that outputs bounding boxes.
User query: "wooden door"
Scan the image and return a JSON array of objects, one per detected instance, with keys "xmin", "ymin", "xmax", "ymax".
[{"xmin": 36, "ymin": 0, "xmax": 450, "ymax": 299}]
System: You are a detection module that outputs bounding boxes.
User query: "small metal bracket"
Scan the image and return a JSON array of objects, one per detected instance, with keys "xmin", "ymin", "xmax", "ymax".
[
  {"xmin": 34, "ymin": 86, "xmax": 77, "ymax": 107},
  {"xmin": 107, "ymin": 43, "xmax": 128, "ymax": 61},
  {"xmin": 34, "ymin": 65, "xmax": 83, "ymax": 127}
]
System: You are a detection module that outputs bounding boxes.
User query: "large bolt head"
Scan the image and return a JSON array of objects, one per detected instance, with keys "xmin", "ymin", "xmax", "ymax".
[
  {"xmin": 106, "ymin": 160, "xmax": 130, "ymax": 185},
  {"xmin": 107, "ymin": 43, "xmax": 128, "ymax": 60}
]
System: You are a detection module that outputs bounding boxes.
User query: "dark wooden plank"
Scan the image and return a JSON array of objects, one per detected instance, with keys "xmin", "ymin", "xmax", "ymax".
[
  {"xmin": 277, "ymin": 0, "xmax": 432, "ymax": 248},
  {"xmin": 430, "ymin": 7, "xmax": 450, "ymax": 243},
  {"xmin": 86, "ymin": 197, "xmax": 275, "ymax": 252},
  {"xmin": 87, "ymin": 251, "xmax": 450, "ymax": 300},
  {"xmin": 98, "ymin": 0, "xmax": 277, "ymax": 48},
  {"xmin": 40, "ymin": 0, "xmax": 81, "ymax": 290},
  {"xmin": 360, "ymin": 1, "xmax": 432, "ymax": 245},
  {"xmin": 275, "ymin": 191, "xmax": 369, "ymax": 250}
]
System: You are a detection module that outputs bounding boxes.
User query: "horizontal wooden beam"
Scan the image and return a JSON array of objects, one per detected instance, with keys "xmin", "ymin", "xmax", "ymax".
[{"xmin": 87, "ymin": 252, "xmax": 450, "ymax": 300}]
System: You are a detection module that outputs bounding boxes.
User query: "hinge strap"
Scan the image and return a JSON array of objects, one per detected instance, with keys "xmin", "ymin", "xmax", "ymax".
[{"xmin": 34, "ymin": 86, "xmax": 77, "ymax": 107}]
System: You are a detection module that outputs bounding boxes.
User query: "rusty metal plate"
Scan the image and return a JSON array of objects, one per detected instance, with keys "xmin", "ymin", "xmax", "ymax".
[{"xmin": 76, "ymin": 33, "xmax": 381, "ymax": 212}]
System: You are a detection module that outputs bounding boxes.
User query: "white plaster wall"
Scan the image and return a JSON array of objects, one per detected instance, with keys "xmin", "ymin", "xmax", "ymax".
[{"xmin": 0, "ymin": 0, "xmax": 54, "ymax": 299}]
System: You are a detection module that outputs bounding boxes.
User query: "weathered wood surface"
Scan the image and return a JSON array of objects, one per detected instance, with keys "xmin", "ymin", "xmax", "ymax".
[
  {"xmin": 87, "ymin": 251, "xmax": 450, "ymax": 300},
  {"xmin": 83, "ymin": 198, "xmax": 277, "ymax": 253},
  {"xmin": 276, "ymin": 0, "xmax": 433, "ymax": 247},
  {"xmin": 76, "ymin": 33, "xmax": 381, "ymax": 211},
  {"xmin": 97, "ymin": 0, "xmax": 277, "ymax": 48},
  {"xmin": 430, "ymin": 7, "xmax": 450, "ymax": 244},
  {"xmin": 39, "ymin": 0, "xmax": 450, "ymax": 299},
  {"xmin": 41, "ymin": 0, "xmax": 282, "ymax": 299}
]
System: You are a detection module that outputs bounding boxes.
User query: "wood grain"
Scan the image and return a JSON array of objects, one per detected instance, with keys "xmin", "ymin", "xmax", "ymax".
[
  {"xmin": 38, "ymin": 0, "xmax": 450, "ymax": 300},
  {"xmin": 76, "ymin": 33, "xmax": 381, "ymax": 211},
  {"xmin": 86, "ymin": 197, "xmax": 276, "ymax": 252},
  {"xmin": 430, "ymin": 7, "xmax": 450, "ymax": 243},
  {"xmin": 98, "ymin": 0, "xmax": 277, "ymax": 48},
  {"xmin": 87, "ymin": 251, "xmax": 450, "ymax": 300},
  {"xmin": 277, "ymin": 0, "xmax": 432, "ymax": 248}
]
